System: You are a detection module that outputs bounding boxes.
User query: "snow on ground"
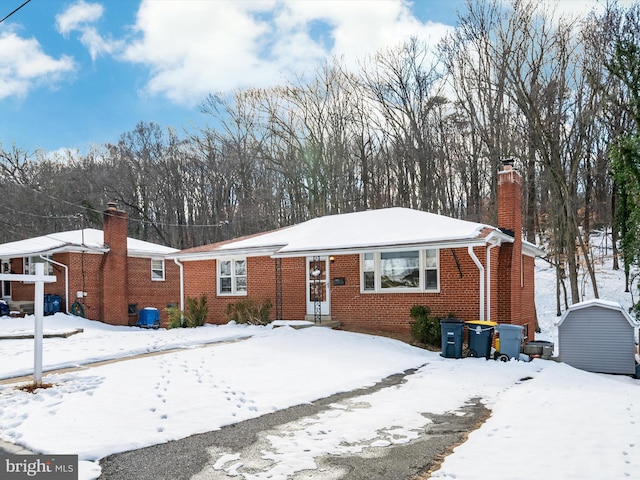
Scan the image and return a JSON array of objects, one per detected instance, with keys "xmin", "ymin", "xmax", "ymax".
[
  {"xmin": 0, "ymin": 315, "xmax": 265, "ymax": 379},
  {"xmin": 0, "ymin": 237, "xmax": 639, "ymax": 479}
]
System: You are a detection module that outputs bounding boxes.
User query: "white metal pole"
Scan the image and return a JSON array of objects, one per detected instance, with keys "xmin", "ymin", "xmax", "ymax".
[{"xmin": 34, "ymin": 263, "xmax": 44, "ymax": 386}]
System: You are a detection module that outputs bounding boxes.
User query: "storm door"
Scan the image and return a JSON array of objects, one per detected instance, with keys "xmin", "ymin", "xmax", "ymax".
[{"xmin": 306, "ymin": 256, "xmax": 330, "ymax": 317}]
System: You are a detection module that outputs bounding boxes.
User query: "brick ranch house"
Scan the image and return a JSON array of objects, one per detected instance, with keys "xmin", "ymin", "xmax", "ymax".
[
  {"xmin": 0, "ymin": 204, "xmax": 180, "ymax": 325},
  {"xmin": 172, "ymin": 163, "xmax": 543, "ymax": 338}
]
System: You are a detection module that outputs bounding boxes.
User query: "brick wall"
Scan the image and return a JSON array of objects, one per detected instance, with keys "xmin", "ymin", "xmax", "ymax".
[
  {"xmin": 180, "ymin": 239, "xmax": 537, "ymax": 336},
  {"xmin": 328, "ymin": 248, "xmax": 487, "ymax": 333},
  {"xmin": 9, "ymin": 208, "xmax": 180, "ymax": 327},
  {"xmin": 8, "ymin": 258, "xmax": 31, "ymax": 301},
  {"xmin": 522, "ymin": 254, "xmax": 537, "ymax": 339},
  {"xmin": 127, "ymin": 258, "xmax": 181, "ymax": 327},
  {"xmin": 182, "ymin": 256, "xmax": 307, "ymax": 324}
]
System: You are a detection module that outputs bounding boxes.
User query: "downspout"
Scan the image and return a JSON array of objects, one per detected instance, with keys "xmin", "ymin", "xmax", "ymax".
[
  {"xmin": 40, "ymin": 255, "xmax": 69, "ymax": 314},
  {"xmin": 486, "ymin": 243, "xmax": 499, "ymax": 321},
  {"xmin": 468, "ymin": 246, "xmax": 484, "ymax": 321},
  {"xmin": 173, "ymin": 258, "xmax": 184, "ymax": 313}
]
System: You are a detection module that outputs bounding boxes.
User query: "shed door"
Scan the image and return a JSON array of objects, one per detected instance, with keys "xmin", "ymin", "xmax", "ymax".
[{"xmin": 306, "ymin": 257, "xmax": 330, "ymax": 316}]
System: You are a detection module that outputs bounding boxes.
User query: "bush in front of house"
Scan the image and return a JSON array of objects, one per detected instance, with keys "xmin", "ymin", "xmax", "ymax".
[
  {"xmin": 224, "ymin": 298, "xmax": 273, "ymax": 325},
  {"xmin": 167, "ymin": 294, "xmax": 208, "ymax": 328},
  {"xmin": 409, "ymin": 304, "xmax": 442, "ymax": 347}
]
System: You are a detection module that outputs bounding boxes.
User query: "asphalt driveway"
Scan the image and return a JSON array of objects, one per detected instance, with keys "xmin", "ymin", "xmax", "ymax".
[{"xmin": 99, "ymin": 369, "xmax": 489, "ymax": 480}]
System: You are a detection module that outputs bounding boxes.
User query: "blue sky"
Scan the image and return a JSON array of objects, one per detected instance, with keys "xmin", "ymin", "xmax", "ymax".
[{"xmin": 0, "ymin": 0, "xmax": 625, "ymax": 155}]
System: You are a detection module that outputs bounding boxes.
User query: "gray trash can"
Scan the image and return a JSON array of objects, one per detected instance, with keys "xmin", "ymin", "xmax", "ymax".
[
  {"xmin": 496, "ymin": 324, "xmax": 523, "ymax": 361},
  {"xmin": 440, "ymin": 319, "xmax": 465, "ymax": 359}
]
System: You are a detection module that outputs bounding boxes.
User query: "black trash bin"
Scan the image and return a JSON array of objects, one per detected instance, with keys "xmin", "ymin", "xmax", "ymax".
[
  {"xmin": 465, "ymin": 321, "xmax": 497, "ymax": 359},
  {"xmin": 440, "ymin": 319, "xmax": 465, "ymax": 359}
]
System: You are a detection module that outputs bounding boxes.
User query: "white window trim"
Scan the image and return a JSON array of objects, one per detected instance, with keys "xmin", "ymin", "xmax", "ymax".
[
  {"xmin": 151, "ymin": 258, "xmax": 165, "ymax": 281},
  {"xmin": 217, "ymin": 257, "xmax": 248, "ymax": 296},
  {"xmin": 23, "ymin": 256, "xmax": 53, "ymax": 276},
  {"xmin": 360, "ymin": 248, "xmax": 440, "ymax": 293}
]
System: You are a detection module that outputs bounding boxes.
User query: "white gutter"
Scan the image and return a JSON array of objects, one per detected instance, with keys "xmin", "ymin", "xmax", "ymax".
[
  {"xmin": 172, "ymin": 229, "xmax": 517, "ymax": 262},
  {"xmin": 468, "ymin": 246, "xmax": 485, "ymax": 321},
  {"xmin": 173, "ymin": 258, "xmax": 184, "ymax": 313},
  {"xmin": 271, "ymin": 237, "xmax": 507, "ymax": 259},
  {"xmin": 40, "ymin": 255, "xmax": 69, "ymax": 314},
  {"xmin": 486, "ymin": 243, "xmax": 499, "ymax": 321}
]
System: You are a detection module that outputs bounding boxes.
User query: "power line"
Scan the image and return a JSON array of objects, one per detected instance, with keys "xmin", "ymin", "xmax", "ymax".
[
  {"xmin": 0, "ymin": 0, "xmax": 32, "ymax": 25},
  {"xmin": 5, "ymin": 180, "xmax": 229, "ymax": 230}
]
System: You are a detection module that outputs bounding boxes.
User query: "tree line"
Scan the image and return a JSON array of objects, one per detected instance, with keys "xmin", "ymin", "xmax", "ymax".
[{"xmin": 1, "ymin": 0, "xmax": 639, "ymax": 311}]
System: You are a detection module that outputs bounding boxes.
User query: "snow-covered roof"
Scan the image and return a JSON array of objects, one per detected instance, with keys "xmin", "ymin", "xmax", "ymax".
[
  {"xmin": 556, "ymin": 298, "xmax": 640, "ymax": 328},
  {"xmin": 0, "ymin": 229, "xmax": 178, "ymax": 258},
  {"xmin": 175, "ymin": 207, "xmax": 516, "ymax": 260}
]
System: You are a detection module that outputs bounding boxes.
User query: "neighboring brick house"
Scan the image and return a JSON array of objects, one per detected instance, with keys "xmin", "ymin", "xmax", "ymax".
[
  {"xmin": 0, "ymin": 204, "xmax": 180, "ymax": 326},
  {"xmin": 172, "ymin": 163, "xmax": 543, "ymax": 338}
]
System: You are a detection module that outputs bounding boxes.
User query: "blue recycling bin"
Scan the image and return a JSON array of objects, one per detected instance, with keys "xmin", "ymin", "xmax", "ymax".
[
  {"xmin": 496, "ymin": 324, "xmax": 524, "ymax": 360},
  {"xmin": 44, "ymin": 294, "xmax": 62, "ymax": 315},
  {"xmin": 137, "ymin": 307, "xmax": 160, "ymax": 328},
  {"xmin": 440, "ymin": 319, "xmax": 465, "ymax": 359},
  {"xmin": 0, "ymin": 300, "xmax": 9, "ymax": 317}
]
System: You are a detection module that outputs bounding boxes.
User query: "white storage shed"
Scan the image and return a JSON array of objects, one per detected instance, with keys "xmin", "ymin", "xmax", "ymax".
[{"xmin": 557, "ymin": 299, "xmax": 639, "ymax": 375}]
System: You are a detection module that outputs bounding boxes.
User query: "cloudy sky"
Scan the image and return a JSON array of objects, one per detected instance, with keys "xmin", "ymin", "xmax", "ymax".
[{"xmin": 0, "ymin": 0, "xmax": 629, "ymax": 154}]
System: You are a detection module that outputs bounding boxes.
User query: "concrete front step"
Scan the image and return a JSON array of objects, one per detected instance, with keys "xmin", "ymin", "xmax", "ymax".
[
  {"xmin": 301, "ymin": 315, "xmax": 341, "ymax": 329},
  {"xmin": 304, "ymin": 314, "xmax": 332, "ymax": 322}
]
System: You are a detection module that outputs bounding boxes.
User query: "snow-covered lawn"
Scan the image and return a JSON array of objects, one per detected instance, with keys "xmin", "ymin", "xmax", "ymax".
[{"xmin": 0, "ymin": 255, "xmax": 639, "ymax": 479}]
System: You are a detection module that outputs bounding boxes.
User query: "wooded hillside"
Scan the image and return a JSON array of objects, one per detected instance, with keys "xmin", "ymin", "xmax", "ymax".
[{"xmin": 1, "ymin": 0, "xmax": 639, "ymax": 309}]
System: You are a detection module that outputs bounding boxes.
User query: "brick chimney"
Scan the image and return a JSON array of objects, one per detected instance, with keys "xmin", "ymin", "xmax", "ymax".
[
  {"xmin": 100, "ymin": 202, "xmax": 130, "ymax": 325},
  {"xmin": 496, "ymin": 159, "xmax": 523, "ymax": 328}
]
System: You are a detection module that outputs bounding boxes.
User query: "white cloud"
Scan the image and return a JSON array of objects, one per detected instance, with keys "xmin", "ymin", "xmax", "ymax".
[
  {"xmin": 121, "ymin": 0, "xmax": 453, "ymax": 105},
  {"xmin": 56, "ymin": 0, "xmax": 121, "ymax": 60},
  {"xmin": 0, "ymin": 30, "xmax": 75, "ymax": 100},
  {"xmin": 55, "ymin": 0, "xmax": 103, "ymax": 35}
]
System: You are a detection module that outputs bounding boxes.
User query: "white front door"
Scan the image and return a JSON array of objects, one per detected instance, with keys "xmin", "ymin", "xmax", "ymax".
[{"xmin": 306, "ymin": 256, "xmax": 330, "ymax": 316}]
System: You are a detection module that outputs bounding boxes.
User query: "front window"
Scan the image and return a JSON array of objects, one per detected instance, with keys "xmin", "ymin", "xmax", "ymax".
[
  {"xmin": 218, "ymin": 258, "xmax": 247, "ymax": 296},
  {"xmin": 23, "ymin": 256, "xmax": 53, "ymax": 276},
  {"xmin": 151, "ymin": 259, "xmax": 165, "ymax": 281},
  {"xmin": 361, "ymin": 249, "xmax": 439, "ymax": 292},
  {"xmin": 363, "ymin": 253, "xmax": 375, "ymax": 291},
  {"xmin": 425, "ymin": 249, "xmax": 438, "ymax": 290},
  {"xmin": 380, "ymin": 251, "xmax": 420, "ymax": 289}
]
